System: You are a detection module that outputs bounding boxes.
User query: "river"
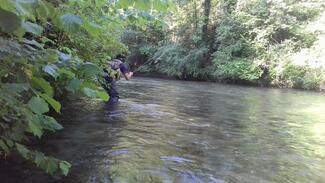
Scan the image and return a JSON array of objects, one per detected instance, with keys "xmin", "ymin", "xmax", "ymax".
[{"xmin": 1, "ymin": 77, "xmax": 325, "ymax": 183}]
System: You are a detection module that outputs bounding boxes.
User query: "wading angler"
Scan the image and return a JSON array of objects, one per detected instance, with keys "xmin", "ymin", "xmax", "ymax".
[{"xmin": 100, "ymin": 54, "xmax": 134, "ymax": 105}]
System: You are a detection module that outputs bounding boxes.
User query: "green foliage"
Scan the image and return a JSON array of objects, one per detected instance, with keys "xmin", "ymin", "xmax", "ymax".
[
  {"xmin": 121, "ymin": 25, "xmax": 165, "ymax": 69},
  {"xmin": 0, "ymin": 9, "xmax": 21, "ymax": 33},
  {"xmin": 131, "ymin": 0, "xmax": 325, "ymax": 90},
  {"xmin": 27, "ymin": 97, "xmax": 49, "ymax": 115},
  {"xmin": 22, "ymin": 21, "xmax": 44, "ymax": 36},
  {"xmin": 0, "ymin": 0, "xmax": 172, "ymax": 177},
  {"xmin": 83, "ymin": 88, "xmax": 98, "ymax": 98},
  {"xmin": 138, "ymin": 44, "xmax": 212, "ymax": 80},
  {"xmin": 14, "ymin": 142, "xmax": 70, "ymax": 175},
  {"xmin": 214, "ymin": 59, "xmax": 263, "ymax": 82},
  {"xmin": 96, "ymin": 90, "xmax": 109, "ymax": 101},
  {"xmin": 59, "ymin": 161, "xmax": 71, "ymax": 176},
  {"xmin": 278, "ymin": 64, "xmax": 325, "ymax": 90},
  {"xmin": 213, "ymin": 15, "xmax": 254, "ymax": 62},
  {"xmin": 39, "ymin": 94, "xmax": 61, "ymax": 113},
  {"xmin": 31, "ymin": 77, "xmax": 54, "ymax": 96},
  {"xmin": 60, "ymin": 13, "xmax": 83, "ymax": 32},
  {"xmin": 0, "ymin": 38, "xmax": 71, "ymax": 175},
  {"xmin": 1, "ymin": 0, "xmax": 322, "ymax": 178}
]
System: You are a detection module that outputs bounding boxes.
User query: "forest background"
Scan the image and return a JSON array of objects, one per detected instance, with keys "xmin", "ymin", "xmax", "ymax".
[{"xmin": 125, "ymin": 0, "xmax": 325, "ymax": 91}]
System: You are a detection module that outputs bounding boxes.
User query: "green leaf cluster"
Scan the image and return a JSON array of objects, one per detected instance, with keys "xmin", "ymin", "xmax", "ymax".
[{"xmin": 1, "ymin": 0, "xmax": 173, "ymax": 176}]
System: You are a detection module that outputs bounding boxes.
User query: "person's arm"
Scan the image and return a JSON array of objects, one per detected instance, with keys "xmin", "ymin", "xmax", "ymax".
[{"xmin": 120, "ymin": 63, "xmax": 133, "ymax": 80}]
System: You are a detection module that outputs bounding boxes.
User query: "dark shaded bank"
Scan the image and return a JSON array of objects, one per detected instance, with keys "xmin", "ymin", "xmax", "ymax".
[{"xmin": 134, "ymin": 72, "xmax": 178, "ymax": 80}]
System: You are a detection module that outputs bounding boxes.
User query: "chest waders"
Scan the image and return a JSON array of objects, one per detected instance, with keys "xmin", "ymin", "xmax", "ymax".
[{"xmin": 101, "ymin": 59, "xmax": 123, "ymax": 104}]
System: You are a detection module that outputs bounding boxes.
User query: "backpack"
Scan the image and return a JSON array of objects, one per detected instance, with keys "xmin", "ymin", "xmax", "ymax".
[
  {"xmin": 104, "ymin": 59, "xmax": 123, "ymax": 80},
  {"xmin": 108, "ymin": 59, "xmax": 123, "ymax": 70}
]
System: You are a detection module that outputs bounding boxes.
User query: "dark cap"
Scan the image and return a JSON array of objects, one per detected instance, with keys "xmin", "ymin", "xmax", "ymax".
[{"xmin": 116, "ymin": 54, "xmax": 126, "ymax": 59}]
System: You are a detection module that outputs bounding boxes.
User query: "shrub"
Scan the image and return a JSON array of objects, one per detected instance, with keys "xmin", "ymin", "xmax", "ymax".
[
  {"xmin": 214, "ymin": 58, "xmax": 263, "ymax": 83},
  {"xmin": 279, "ymin": 64, "xmax": 325, "ymax": 90}
]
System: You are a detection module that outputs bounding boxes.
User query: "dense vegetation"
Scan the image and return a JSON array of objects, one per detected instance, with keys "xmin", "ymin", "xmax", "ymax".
[
  {"xmin": 0, "ymin": 0, "xmax": 324, "ymax": 179},
  {"xmin": 124, "ymin": 0, "xmax": 325, "ymax": 90},
  {"xmin": 0, "ymin": 0, "xmax": 172, "ymax": 176}
]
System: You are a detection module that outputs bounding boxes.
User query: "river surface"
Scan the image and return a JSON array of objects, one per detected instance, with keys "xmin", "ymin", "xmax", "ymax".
[{"xmin": 2, "ymin": 77, "xmax": 325, "ymax": 183}]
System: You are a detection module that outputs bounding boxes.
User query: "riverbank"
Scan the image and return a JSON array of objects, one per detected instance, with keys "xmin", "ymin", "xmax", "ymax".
[{"xmin": 134, "ymin": 72, "xmax": 325, "ymax": 92}]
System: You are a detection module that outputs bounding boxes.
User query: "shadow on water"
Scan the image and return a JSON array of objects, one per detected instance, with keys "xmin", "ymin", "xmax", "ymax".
[
  {"xmin": 1, "ymin": 77, "xmax": 325, "ymax": 183},
  {"xmin": 0, "ymin": 98, "xmax": 130, "ymax": 183}
]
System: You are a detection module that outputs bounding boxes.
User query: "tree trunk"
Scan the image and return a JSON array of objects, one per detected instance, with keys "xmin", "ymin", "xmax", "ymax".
[
  {"xmin": 201, "ymin": 0, "xmax": 211, "ymax": 43},
  {"xmin": 194, "ymin": 0, "xmax": 198, "ymax": 30}
]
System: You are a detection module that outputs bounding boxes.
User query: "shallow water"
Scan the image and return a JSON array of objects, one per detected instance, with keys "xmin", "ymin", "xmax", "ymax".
[{"xmin": 2, "ymin": 77, "xmax": 325, "ymax": 183}]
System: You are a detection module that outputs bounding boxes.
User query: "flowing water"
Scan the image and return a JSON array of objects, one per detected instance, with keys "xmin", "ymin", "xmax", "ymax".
[{"xmin": 2, "ymin": 77, "xmax": 325, "ymax": 183}]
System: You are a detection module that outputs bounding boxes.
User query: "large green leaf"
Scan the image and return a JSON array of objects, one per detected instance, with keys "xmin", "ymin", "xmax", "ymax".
[
  {"xmin": 4, "ymin": 138, "xmax": 13, "ymax": 148},
  {"xmin": 0, "ymin": 0, "xmax": 16, "ymax": 12},
  {"xmin": 65, "ymin": 78, "xmax": 81, "ymax": 93},
  {"xmin": 34, "ymin": 151, "xmax": 45, "ymax": 167},
  {"xmin": 79, "ymin": 62, "xmax": 101, "ymax": 78},
  {"xmin": 96, "ymin": 90, "xmax": 109, "ymax": 101},
  {"xmin": 40, "ymin": 94, "xmax": 61, "ymax": 113},
  {"xmin": 82, "ymin": 21, "xmax": 102, "ymax": 37},
  {"xmin": 22, "ymin": 39, "xmax": 44, "ymax": 49},
  {"xmin": 60, "ymin": 13, "xmax": 83, "ymax": 32},
  {"xmin": 0, "ymin": 0, "xmax": 36, "ymax": 20},
  {"xmin": 31, "ymin": 77, "xmax": 53, "ymax": 96},
  {"xmin": 41, "ymin": 115, "xmax": 63, "ymax": 131},
  {"xmin": 0, "ymin": 139, "xmax": 10, "ymax": 155},
  {"xmin": 81, "ymin": 82, "xmax": 97, "ymax": 90},
  {"xmin": 13, "ymin": 0, "xmax": 36, "ymax": 20},
  {"xmin": 15, "ymin": 143, "xmax": 30, "ymax": 159},
  {"xmin": 59, "ymin": 161, "xmax": 71, "ymax": 176},
  {"xmin": 27, "ymin": 96, "xmax": 49, "ymax": 114},
  {"xmin": 21, "ymin": 21, "xmax": 43, "ymax": 35},
  {"xmin": 35, "ymin": 1, "xmax": 55, "ymax": 21},
  {"xmin": 39, "ymin": 156, "xmax": 48, "ymax": 171},
  {"xmin": 43, "ymin": 64, "xmax": 59, "ymax": 79},
  {"xmin": 83, "ymin": 87, "xmax": 97, "ymax": 98},
  {"xmin": 0, "ymin": 8, "xmax": 21, "ymax": 33},
  {"xmin": 46, "ymin": 158, "xmax": 58, "ymax": 175},
  {"xmin": 135, "ymin": 0, "xmax": 151, "ymax": 11},
  {"xmin": 58, "ymin": 68, "xmax": 75, "ymax": 79},
  {"xmin": 28, "ymin": 117, "xmax": 43, "ymax": 138}
]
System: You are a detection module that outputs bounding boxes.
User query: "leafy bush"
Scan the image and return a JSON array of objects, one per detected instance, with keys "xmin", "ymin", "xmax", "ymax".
[
  {"xmin": 214, "ymin": 58, "xmax": 263, "ymax": 83},
  {"xmin": 210, "ymin": 0, "xmax": 324, "ymax": 88},
  {"xmin": 121, "ymin": 25, "xmax": 165, "ymax": 70},
  {"xmin": 213, "ymin": 15, "xmax": 254, "ymax": 62},
  {"xmin": 138, "ymin": 44, "xmax": 212, "ymax": 80},
  {"xmin": 279, "ymin": 64, "xmax": 325, "ymax": 90}
]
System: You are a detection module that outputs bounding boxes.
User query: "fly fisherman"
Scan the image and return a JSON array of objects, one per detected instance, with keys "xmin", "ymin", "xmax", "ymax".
[{"xmin": 101, "ymin": 54, "xmax": 133, "ymax": 105}]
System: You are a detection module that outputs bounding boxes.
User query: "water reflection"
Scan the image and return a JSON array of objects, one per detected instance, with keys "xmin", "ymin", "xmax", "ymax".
[
  {"xmin": 113, "ymin": 78, "xmax": 325, "ymax": 182},
  {"xmin": 0, "ymin": 77, "xmax": 324, "ymax": 183}
]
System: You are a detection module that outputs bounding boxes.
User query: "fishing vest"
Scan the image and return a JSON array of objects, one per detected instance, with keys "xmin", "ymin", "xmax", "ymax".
[{"xmin": 106, "ymin": 59, "xmax": 123, "ymax": 80}]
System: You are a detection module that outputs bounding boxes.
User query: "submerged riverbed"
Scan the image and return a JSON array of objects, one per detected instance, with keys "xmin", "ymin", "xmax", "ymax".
[{"xmin": 1, "ymin": 77, "xmax": 325, "ymax": 182}]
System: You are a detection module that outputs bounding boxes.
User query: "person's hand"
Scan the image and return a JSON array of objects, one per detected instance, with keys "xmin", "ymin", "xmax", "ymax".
[{"xmin": 123, "ymin": 71, "xmax": 133, "ymax": 80}]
